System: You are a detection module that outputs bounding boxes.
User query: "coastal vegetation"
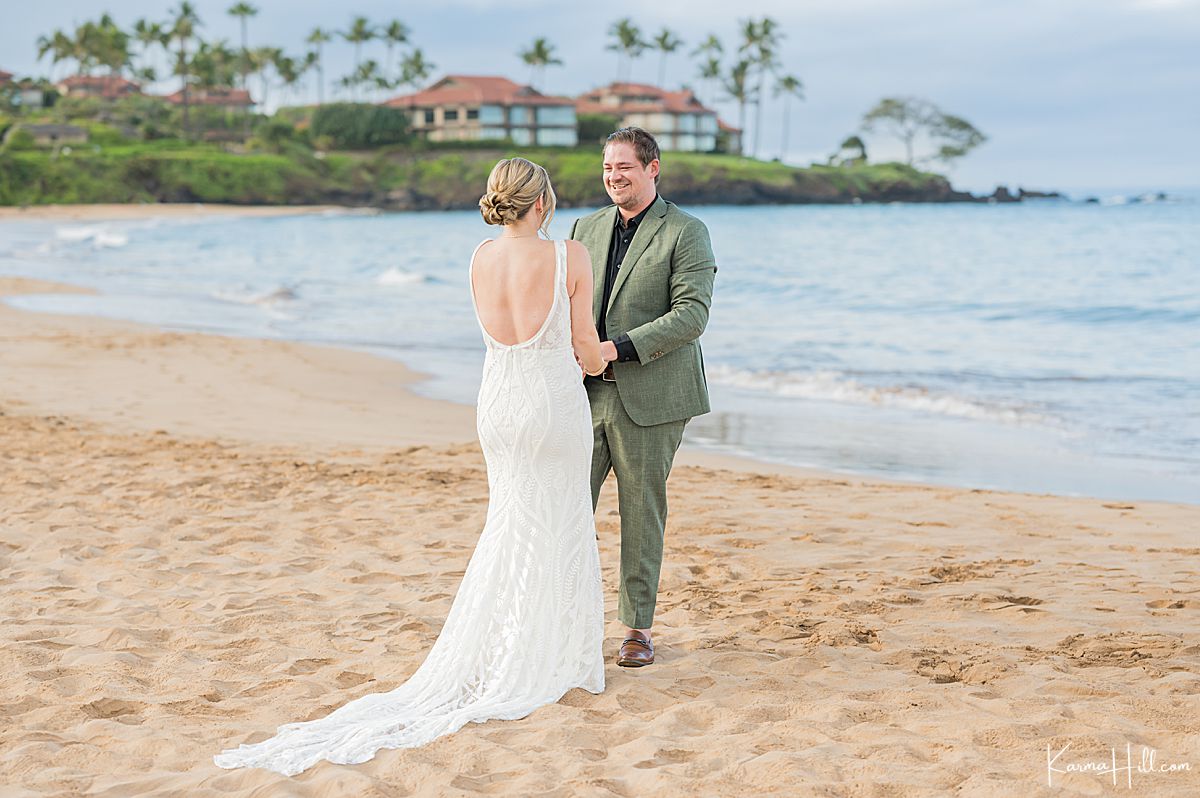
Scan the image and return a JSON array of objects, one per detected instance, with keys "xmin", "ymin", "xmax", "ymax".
[{"xmin": 1, "ymin": 6, "xmax": 1008, "ymax": 208}]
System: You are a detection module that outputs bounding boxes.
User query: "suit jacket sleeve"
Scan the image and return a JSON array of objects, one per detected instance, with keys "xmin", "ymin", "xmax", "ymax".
[{"xmin": 623, "ymin": 217, "xmax": 717, "ymax": 366}]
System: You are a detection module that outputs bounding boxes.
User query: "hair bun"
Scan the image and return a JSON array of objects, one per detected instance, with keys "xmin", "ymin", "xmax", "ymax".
[{"xmin": 479, "ymin": 190, "xmax": 520, "ymax": 226}]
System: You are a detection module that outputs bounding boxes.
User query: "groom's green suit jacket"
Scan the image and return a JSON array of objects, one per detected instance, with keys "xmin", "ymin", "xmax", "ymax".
[{"xmin": 568, "ymin": 194, "xmax": 717, "ymax": 426}]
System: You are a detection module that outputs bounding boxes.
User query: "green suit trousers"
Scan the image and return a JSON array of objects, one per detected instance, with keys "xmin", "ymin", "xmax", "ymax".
[{"xmin": 585, "ymin": 377, "xmax": 688, "ymax": 629}]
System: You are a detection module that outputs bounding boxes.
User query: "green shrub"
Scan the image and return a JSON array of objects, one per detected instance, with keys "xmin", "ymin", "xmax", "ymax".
[
  {"xmin": 577, "ymin": 113, "xmax": 622, "ymax": 147},
  {"xmin": 309, "ymin": 103, "xmax": 411, "ymax": 149},
  {"xmin": 1, "ymin": 128, "xmax": 36, "ymax": 152}
]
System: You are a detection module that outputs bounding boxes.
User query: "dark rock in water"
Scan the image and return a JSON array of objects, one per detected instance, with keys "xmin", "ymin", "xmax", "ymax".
[
  {"xmin": 1084, "ymin": 197, "xmax": 1100, "ymax": 204},
  {"xmin": 988, "ymin": 186, "xmax": 1019, "ymax": 203},
  {"xmin": 1018, "ymin": 188, "xmax": 1064, "ymax": 200}
]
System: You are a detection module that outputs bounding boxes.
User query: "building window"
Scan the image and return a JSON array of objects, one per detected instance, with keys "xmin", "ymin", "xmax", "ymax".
[
  {"xmin": 423, "ymin": 109, "xmax": 434, "ymax": 125},
  {"xmin": 479, "ymin": 105, "xmax": 504, "ymax": 124},
  {"xmin": 466, "ymin": 108, "xmax": 479, "ymax": 120},
  {"xmin": 509, "ymin": 106, "xmax": 531, "ymax": 125},
  {"xmin": 535, "ymin": 105, "xmax": 575, "ymax": 126},
  {"xmin": 536, "ymin": 127, "xmax": 578, "ymax": 147},
  {"xmin": 510, "ymin": 128, "xmax": 533, "ymax": 145},
  {"xmin": 480, "ymin": 127, "xmax": 507, "ymax": 140},
  {"xmin": 444, "ymin": 108, "xmax": 459, "ymax": 122}
]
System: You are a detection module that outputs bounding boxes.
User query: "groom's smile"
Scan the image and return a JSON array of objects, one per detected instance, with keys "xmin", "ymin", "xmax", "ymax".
[{"xmin": 603, "ymin": 141, "xmax": 659, "ymax": 212}]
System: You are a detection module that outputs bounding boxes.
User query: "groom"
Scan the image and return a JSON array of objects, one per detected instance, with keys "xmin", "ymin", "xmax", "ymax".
[{"xmin": 569, "ymin": 127, "xmax": 717, "ymax": 667}]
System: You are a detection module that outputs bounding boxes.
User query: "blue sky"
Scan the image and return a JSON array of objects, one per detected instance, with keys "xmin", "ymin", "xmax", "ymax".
[{"xmin": 3, "ymin": 0, "xmax": 1198, "ymax": 193}]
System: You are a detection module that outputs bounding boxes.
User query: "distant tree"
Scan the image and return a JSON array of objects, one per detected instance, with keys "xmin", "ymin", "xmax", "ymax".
[
  {"xmin": 36, "ymin": 30, "xmax": 79, "ymax": 81},
  {"xmin": 830, "ymin": 134, "xmax": 867, "ymax": 166},
  {"xmin": 518, "ymin": 37, "xmax": 562, "ymax": 90},
  {"xmin": 399, "ymin": 49, "xmax": 435, "ymax": 92},
  {"xmin": 381, "ymin": 20, "xmax": 410, "ymax": 85},
  {"xmin": 929, "ymin": 113, "xmax": 987, "ymax": 166},
  {"xmin": 251, "ymin": 45, "xmax": 283, "ymax": 109},
  {"xmin": 691, "ymin": 34, "xmax": 722, "ymax": 105},
  {"xmin": 697, "ymin": 56, "xmax": 721, "ymax": 108},
  {"xmin": 305, "ymin": 27, "xmax": 332, "ymax": 105},
  {"xmin": 340, "ymin": 16, "xmax": 376, "ymax": 100},
  {"xmin": 651, "ymin": 28, "xmax": 683, "ymax": 88},
  {"xmin": 132, "ymin": 19, "xmax": 168, "ymax": 87},
  {"xmin": 721, "ymin": 58, "xmax": 756, "ymax": 150},
  {"xmin": 191, "ymin": 39, "xmax": 239, "ymax": 89},
  {"xmin": 577, "ymin": 112, "xmax": 622, "ymax": 145},
  {"xmin": 773, "ymin": 73, "xmax": 804, "ymax": 161},
  {"xmin": 168, "ymin": 1, "xmax": 201, "ymax": 139},
  {"xmin": 738, "ymin": 16, "xmax": 782, "ymax": 159},
  {"xmin": 607, "ymin": 18, "xmax": 645, "ymax": 83},
  {"xmin": 310, "ymin": 102, "xmax": 411, "ymax": 149},
  {"xmin": 861, "ymin": 96, "xmax": 986, "ymax": 166},
  {"xmin": 227, "ymin": 2, "xmax": 257, "ymax": 90},
  {"xmin": 274, "ymin": 53, "xmax": 305, "ymax": 106}
]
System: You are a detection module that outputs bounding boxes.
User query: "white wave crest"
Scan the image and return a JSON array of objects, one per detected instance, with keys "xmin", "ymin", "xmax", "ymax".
[
  {"xmin": 54, "ymin": 225, "xmax": 129, "ymax": 248},
  {"xmin": 708, "ymin": 365, "xmax": 1047, "ymax": 425},
  {"xmin": 376, "ymin": 268, "xmax": 426, "ymax": 286},
  {"xmin": 214, "ymin": 285, "xmax": 298, "ymax": 307}
]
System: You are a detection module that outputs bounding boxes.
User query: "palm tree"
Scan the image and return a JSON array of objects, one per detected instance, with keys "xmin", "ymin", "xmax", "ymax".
[
  {"xmin": 341, "ymin": 16, "xmax": 376, "ymax": 100},
  {"xmin": 132, "ymin": 19, "xmax": 167, "ymax": 88},
  {"xmin": 381, "ymin": 20, "xmax": 409, "ymax": 84},
  {"xmin": 275, "ymin": 54, "xmax": 305, "ymax": 106},
  {"xmin": 518, "ymin": 37, "xmax": 562, "ymax": 90},
  {"xmin": 95, "ymin": 14, "xmax": 132, "ymax": 76},
  {"xmin": 690, "ymin": 34, "xmax": 722, "ymax": 105},
  {"xmin": 773, "ymin": 74, "xmax": 804, "ymax": 161},
  {"xmin": 227, "ymin": 3, "xmax": 257, "ymax": 90},
  {"xmin": 606, "ymin": 18, "xmax": 644, "ymax": 84},
  {"xmin": 738, "ymin": 16, "xmax": 783, "ymax": 159},
  {"xmin": 305, "ymin": 27, "xmax": 332, "ymax": 105},
  {"xmin": 252, "ymin": 46, "xmax": 282, "ymax": 110},
  {"xmin": 697, "ymin": 57, "xmax": 721, "ymax": 108},
  {"xmin": 399, "ymin": 48, "xmax": 435, "ymax": 92},
  {"xmin": 36, "ymin": 31, "xmax": 77, "ymax": 81},
  {"xmin": 226, "ymin": 4, "xmax": 257, "ymax": 138},
  {"xmin": 651, "ymin": 28, "xmax": 683, "ymax": 88},
  {"xmin": 722, "ymin": 58, "xmax": 756, "ymax": 152},
  {"xmin": 168, "ymin": 1, "xmax": 201, "ymax": 140}
]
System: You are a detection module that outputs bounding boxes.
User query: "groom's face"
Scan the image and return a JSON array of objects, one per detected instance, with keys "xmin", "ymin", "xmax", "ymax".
[{"xmin": 603, "ymin": 142, "xmax": 658, "ymax": 209}]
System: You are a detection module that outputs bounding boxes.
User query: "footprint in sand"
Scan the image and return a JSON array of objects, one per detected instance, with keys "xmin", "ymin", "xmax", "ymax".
[
  {"xmin": 633, "ymin": 748, "xmax": 697, "ymax": 768},
  {"xmin": 285, "ymin": 657, "xmax": 332, "ymax": 675},
  {"xmin": 81, "ymin": 697, "xmax": 144, "ymax": 722}
]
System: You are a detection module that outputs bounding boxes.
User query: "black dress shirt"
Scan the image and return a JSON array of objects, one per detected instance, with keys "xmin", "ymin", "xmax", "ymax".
[{"xmin": 599, "ymin": 195, "xmax": 658, "ymax": 363}]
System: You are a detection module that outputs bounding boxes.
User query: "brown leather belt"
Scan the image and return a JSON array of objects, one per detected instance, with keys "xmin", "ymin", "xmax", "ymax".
[{"xmin": 600, "ymin": 363, "xmax": 616, "ymax": 381}]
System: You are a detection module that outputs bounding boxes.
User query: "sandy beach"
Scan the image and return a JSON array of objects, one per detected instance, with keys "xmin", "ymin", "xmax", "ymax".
[{"xmin": 1, "ymin": 265, "xmax": 1197, "ymax": 796}]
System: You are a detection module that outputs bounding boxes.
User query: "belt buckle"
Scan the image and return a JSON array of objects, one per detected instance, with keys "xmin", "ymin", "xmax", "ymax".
[{"xmin": 601, "ymin": 363, "xmax": 616, "ymax": 382}]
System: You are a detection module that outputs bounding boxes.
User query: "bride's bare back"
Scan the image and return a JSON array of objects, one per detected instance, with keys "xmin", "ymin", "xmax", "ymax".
[{"xmin": 470, "ymin": 237, "xmax": 558, "ymax": 346}]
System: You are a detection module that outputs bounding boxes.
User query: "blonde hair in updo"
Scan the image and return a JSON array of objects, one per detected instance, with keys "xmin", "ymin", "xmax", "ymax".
[{"xmin": 478, "ymin": 157, "xmax": 557, "ymax": 236}]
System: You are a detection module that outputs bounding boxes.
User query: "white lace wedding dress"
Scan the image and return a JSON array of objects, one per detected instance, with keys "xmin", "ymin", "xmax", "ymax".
[{"xmin": 213, "ymin": 238, "xmax": 605, "ymax": 776}]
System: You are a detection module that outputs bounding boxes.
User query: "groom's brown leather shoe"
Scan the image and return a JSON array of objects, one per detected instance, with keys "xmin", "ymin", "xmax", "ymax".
[{"xmin": 617, "ymin": 630, "xmax": 654, "ymax": 667}]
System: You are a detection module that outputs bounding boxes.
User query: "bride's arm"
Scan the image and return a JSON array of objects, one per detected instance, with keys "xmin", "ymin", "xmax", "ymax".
[{"xmin": 566, "ymin": 240, "xmax": 605, "ymax": 375}]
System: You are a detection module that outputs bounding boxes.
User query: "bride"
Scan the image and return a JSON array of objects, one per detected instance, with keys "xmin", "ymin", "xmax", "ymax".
[{"xmin": 214, "ymin": 157, "xmax": 609, "ymax": 776}]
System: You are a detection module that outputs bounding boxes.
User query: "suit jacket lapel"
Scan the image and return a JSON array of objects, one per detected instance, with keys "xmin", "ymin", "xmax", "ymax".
[
  {"xmin": 590, "ymin": 206, "xmax": 618, "ymax": 326},
  {"xmin": 607, "ymin": 195, "xmax": 668, "ymax": 314}
]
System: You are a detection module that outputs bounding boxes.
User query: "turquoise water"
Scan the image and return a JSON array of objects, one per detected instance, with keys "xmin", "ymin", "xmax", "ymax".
[{"xmin": 2, "ymin": 196, "xmax": 1197, "ymax": 503}]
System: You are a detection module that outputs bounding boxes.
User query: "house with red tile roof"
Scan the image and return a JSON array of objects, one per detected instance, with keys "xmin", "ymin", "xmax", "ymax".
[
  {"xmin": 161, "ymin": 87, "xmax": 254, "ymax": 110},
  {"xmin": 383, "ymin": 75, "xmax": 577, "ymax": 147},
  {"xmin": 576, "ymin": 82, "xmax": 739, "ymax": 153},
  {"xmin": 0, "ymin": 70, "xmax": 14, "ymax": 88},
  {"xmin": 56, "ymin": 74, "xmax": 141, "ymax": 100}
]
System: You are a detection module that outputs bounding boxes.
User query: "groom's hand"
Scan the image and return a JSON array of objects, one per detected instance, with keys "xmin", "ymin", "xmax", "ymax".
[{"xmin": 599, "ymin": 341, "xmax": 618, "ymax": 362}]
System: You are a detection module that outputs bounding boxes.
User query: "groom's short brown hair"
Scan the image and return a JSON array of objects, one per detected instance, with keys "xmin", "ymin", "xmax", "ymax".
[{"xmin": 605, "ymin": 126, "xmax": 661, "ymax": 185}]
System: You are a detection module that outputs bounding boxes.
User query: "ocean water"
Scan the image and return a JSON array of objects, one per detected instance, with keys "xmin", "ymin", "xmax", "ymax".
[{"xmin": 1, "ymin": 196, "xmax": 1197, "ymax": 503}]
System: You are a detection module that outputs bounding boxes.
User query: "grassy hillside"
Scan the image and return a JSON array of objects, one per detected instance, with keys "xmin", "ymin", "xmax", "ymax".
[{"xmin": 0, "ymin": 143, "xmax": 967, "ymax": 208}]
